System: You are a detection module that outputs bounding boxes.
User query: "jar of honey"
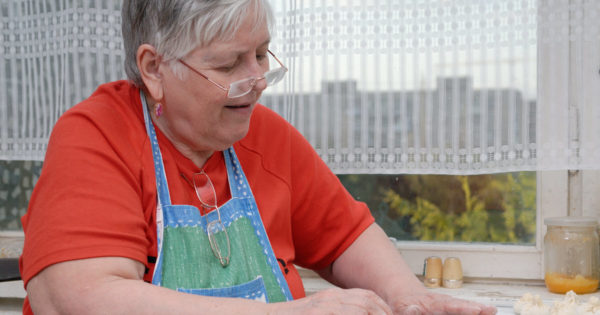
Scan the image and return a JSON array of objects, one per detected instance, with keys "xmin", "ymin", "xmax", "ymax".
[{"xmin": 544, "ymin": 216, "xmax": 599, "ymax": 294}]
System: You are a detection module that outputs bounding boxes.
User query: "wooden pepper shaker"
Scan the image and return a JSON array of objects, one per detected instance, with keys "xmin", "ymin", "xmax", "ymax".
[
  {"xmin": 442, "ymin": 257, "xmax": 463, "ymax": 288},
  {"xmin": 423, "ymin": 256, "xmax": 443, "ymax": 288}
]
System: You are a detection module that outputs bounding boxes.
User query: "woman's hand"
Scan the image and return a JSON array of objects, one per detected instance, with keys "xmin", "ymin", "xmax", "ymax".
[
  {"xmin": 269, "ymin": 288, "xmax": 496, "ymax": 315},
  {"xmin": 319, "ymin": 223, "xmax": 497, "ymax": 315},
  {"xmin": 389, "ymin": 291, "xmax": 497, "ymax": 315},
  {"xmin": 270, "ymin": 287, "xmax": 393, "ymax": 315}
]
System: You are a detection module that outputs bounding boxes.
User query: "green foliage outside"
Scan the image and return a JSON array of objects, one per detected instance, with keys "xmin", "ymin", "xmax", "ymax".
[
  {"xmin": 0, "ymin": 158, "xmax": 537, "ymax": 244},
  {"xmin": 0, "ymin": 160, "xmax": 42, "ymax": 230},
  {"xmin": 338, "ymin": 172, "xmax": 536, "ymax": 244}
]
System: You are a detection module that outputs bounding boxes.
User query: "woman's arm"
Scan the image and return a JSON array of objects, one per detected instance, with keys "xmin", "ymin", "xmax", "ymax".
[
  {"xmin": 27, "ymin": 256, "xmax": 393, "ymax": 315},
  {"xmin": 27, "ymin": 257, "xmax": 273, "ymax": 315},
  {"xmin": 317, "ymin": 223, "xmax": 497, "ymax": 315}
]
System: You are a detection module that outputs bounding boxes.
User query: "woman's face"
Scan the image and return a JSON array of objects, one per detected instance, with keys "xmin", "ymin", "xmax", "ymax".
[{"xmin": 157, "ymin": 14, "xmax": 271, "ymax": 157}]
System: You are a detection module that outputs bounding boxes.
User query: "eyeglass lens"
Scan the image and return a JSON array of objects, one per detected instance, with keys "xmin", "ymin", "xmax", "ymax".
[
  {"xmin": 207, "ymin": 221, "xmax": 230, "ymax": 266},
  {"xmin": 227, "ymin": 53, "xmax": 288, "ymax": 98},
  {"xmin": 192, "ymin": 172, "xmax": 231, "ymax": 267},
  {"xmin": 228, "ymin": 68, "xmax": 286, "ymax": 98},
  {"xmin": 264, "ymin": 68, "xmax": 286, "ymax": 85}
]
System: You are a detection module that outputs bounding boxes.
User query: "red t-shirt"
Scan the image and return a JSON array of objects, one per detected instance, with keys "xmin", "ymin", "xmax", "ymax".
[{"xmin": 20, "ymin": 80, "xmax": 374, "ymax": 311}]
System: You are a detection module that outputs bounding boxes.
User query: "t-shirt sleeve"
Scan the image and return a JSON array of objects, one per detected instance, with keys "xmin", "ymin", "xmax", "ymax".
[
  {"xmin": 20, "ymin": 105, "xmax": 150, "ymax": 286},
  {"xmin": 287, "ymin": 123, "xmax": 375, "ymax": 270}
]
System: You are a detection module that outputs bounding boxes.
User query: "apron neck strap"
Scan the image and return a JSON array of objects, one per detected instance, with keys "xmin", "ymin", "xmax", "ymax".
[
  {"xmin": 140, "ymin": 90, "xmax": 172, "ymax": 207},
  {"xmin": 223, "ymin": 147, "xmax": 253, "ymax": 199}
]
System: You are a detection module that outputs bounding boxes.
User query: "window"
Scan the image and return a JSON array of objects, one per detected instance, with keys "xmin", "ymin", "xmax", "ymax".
[
  {"xmin": 338, "ymin": 173, "xmax": 537, "ymax": 245},
  {"xmin": 260, "ymin": 0, "xmax": 600, "ymax": 280},
  {"xmin": 1, "ymin": 0, "xmax": 599, "ymax": 281}
]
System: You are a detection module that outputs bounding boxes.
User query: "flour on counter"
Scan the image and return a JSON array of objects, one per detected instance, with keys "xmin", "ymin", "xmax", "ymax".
[
  {"xmin": 575, "ymin": 296, "xmax": 600, "ymax": 314},
  {"xmin": 514, "ymin": 291, "xmax": 600, "ymax": 315},
  {"xmin": 514, "ymin": 293, "xmax": 550, "ymax": 315}
]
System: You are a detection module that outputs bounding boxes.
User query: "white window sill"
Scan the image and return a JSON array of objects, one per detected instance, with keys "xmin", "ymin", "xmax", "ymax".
[
  {"xmin": 0, "ymin": 280, "xmax": 25, "ymax": 314},
  {"xmin": 0, "ymin": 280, "xmax": 25, "ymax": 298}
]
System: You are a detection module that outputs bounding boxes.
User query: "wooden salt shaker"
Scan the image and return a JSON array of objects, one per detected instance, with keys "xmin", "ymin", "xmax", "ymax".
[
  {"xmin": 423, "ymin": 256, "xmax": 443, "ymax": 288},
  {"xmin": 442, "ymin": 257, "xmax": 463, "ymax": 288}
]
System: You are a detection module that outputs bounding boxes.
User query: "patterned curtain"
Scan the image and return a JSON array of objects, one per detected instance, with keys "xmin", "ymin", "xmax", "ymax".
[
  {"xmin": 264, "ymin": 0, "xmax": 600, "ymax": 174},
  {"xmin": 1, "ymin": 0, "xmax": 600, "ymax": 175},
  {"xmin": 0, "ymin": 0, "xmax": 124, "ymax": 160}
]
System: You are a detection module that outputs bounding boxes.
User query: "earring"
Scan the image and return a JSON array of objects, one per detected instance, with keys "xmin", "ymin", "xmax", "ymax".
[{"xmin": 155, "ymin": 103, "xmax": 163, "ymax": 117}]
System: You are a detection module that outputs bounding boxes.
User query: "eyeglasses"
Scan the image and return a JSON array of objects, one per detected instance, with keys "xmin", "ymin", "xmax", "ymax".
[
  {"xmin": 178, "ymin": 50, "xmax": 288, "ymax": 98},
  {"xmin": 193, "ymin": 171, "xmax": 231, "ymax": 267}
]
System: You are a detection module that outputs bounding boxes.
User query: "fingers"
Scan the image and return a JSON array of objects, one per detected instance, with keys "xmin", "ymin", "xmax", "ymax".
[
  {"xmin": 401, "ymin": 305, "xmax": 423, "ymax": 315},
  {"xmin": 442, "ymin": 298, "xmax": 497, "ymax": 315},
  {"xmin": 391, "ymin": 292, "xmax": 497, "ymax": 315},
  {"xmin": 305, "ymin": 287, "xmax": 394, "ymax": 315},
  {"xmin": 480, "ymin": 304, "xmax": 498, "ymax": 315},
  {"xmin": 342, "ymin": 288, "xmax": 394, "ymax": 315},
  {"xmin": 290, "ymin": 288, "xmax": 497, "ymax": 315},
  {"xmin": 399, "ymin": 303, "xmax": 496, "ymax": 315}
]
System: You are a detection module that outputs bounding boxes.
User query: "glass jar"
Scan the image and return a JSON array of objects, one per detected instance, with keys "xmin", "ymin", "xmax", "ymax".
[{"xmin": 544, "ymin": 216, "xmax": 599, "ymax": 294}]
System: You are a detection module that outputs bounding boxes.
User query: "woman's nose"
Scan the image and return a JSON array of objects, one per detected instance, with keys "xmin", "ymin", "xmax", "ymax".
[
  {"xmin": 252, "ymin": 75, "xmax": 268, "ymax": 91},
  {"xmin": 249, "ymin": 65, "xmax": 268, "ymax": 91}
]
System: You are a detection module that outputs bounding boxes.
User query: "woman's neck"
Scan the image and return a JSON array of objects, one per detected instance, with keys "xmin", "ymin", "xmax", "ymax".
[
  {"xmin": 145, "ymin": 95, "xmax": 213, "ymax": 168},
  {"xmin": 169, "ymin": 139, "xmax": 214, "ymax": 168}
]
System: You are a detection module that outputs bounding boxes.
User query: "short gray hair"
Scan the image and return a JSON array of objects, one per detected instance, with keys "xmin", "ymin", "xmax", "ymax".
[{"xmin": 121, "ymin": 0, "xmax": 274, "ymax": 88}]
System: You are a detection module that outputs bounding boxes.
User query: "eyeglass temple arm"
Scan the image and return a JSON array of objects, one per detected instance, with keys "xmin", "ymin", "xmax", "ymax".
[
  {"xmin": 177, "ymin": 59, "xmax": 229, "ymax": 91},
  {"xmin": 267, "ymin": 50, "xmax": 288, "ymax": 72},
  {"xmin": 178, "ymin": 51, "xmax": 286, "ymax": 90}
]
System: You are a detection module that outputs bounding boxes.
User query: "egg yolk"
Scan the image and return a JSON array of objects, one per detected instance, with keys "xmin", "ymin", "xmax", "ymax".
[{"xmin": 545, "ymin": 272, "xmax": 599, "ymax": 294}]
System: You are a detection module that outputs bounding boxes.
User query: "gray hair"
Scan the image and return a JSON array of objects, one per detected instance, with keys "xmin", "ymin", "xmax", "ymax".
[{"xmin": 121, "ymin": 0, "xmax": 274, "ymax": 88}]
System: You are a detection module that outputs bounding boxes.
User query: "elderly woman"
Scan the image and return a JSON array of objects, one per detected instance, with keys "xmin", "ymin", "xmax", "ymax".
[{"xmin": 20, "ymin": 0, "xmax": 496, "ymax": 314}]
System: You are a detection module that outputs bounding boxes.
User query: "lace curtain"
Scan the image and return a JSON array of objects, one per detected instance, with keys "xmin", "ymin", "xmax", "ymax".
[
  {"xmin": 1, "ymin": 0, "xmax": 599, "ymax": 175},
  {"xmin": 0, "ymin": 0, "xmax": 124, "ymax": 161},
  {"xmin": 265, "ymin": 0, "xmax": 600, "ymax": 174}
]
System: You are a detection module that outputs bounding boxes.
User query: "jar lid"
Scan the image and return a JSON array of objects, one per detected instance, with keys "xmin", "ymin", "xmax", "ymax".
[{"xmin": 544, "ymin": 216, "xmax": 599, "ymax": 227}]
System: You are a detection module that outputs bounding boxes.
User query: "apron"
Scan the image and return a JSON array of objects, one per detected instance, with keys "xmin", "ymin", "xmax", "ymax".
[{"xmin": 140, "ymin": 91, "xmax": 293, "ymax": 303}]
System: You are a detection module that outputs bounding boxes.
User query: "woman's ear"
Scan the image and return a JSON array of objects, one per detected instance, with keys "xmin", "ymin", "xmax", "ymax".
[{"xmin": 137, "ymin": 44, "xmax": 164, "ymax": 101}]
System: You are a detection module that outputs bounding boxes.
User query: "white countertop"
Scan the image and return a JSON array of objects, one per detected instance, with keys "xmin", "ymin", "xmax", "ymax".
[
  {"xmin": 5, "ymin": 272, "xmax": 600, "ymax": 314},
  {"xmin": 301, "ymin": 270, "xmax": 600, "ymax": 314}
]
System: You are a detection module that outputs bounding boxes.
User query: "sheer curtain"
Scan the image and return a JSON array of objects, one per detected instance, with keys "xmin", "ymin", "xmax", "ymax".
[
  {"xmin": 264, "ymin": 0, "xmax": 600, "ymax": 174},
  {"xmin": 0, "ymin": 0, "xmax": 124, "ymax": 161},
  {"xmin": 1, "ymin": 0, "xmax": 600, "ymax": 175}
]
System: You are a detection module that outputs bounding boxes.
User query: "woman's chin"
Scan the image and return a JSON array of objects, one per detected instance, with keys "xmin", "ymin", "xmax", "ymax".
[{"xmin": 216, "ymin": 129, "xmax": 250, "ymax": 150}]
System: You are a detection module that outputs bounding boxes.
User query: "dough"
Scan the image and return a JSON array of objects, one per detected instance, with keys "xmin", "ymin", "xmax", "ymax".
[
  {"xmin": 514, "ymin": 290, "xmax": 600, "ymax": 315},
  {"xmin": 514, "ymin": 292, "xmax": 550, "ymax": 315},
  {"xmin": 550, "ymin": 290, "xmax": 579, "ymax": 315}
]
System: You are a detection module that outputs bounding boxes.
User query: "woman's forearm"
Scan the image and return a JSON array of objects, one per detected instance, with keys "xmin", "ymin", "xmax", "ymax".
[
  {"xmin": 27, "ymin": 256, "xmax": 393, "ymax": 315},
  {"xmin": 26, "ymin": 257, "xmax": 272, "ymax": 315},
  {"xmin": 319, "ymin": 223, "xmax": 426, "ymax": 303}
]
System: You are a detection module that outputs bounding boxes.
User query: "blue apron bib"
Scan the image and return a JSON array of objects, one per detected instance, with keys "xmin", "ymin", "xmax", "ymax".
[{"xmin": 140, "ymin": 90, "xmax": 293, "ymax": 302}]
